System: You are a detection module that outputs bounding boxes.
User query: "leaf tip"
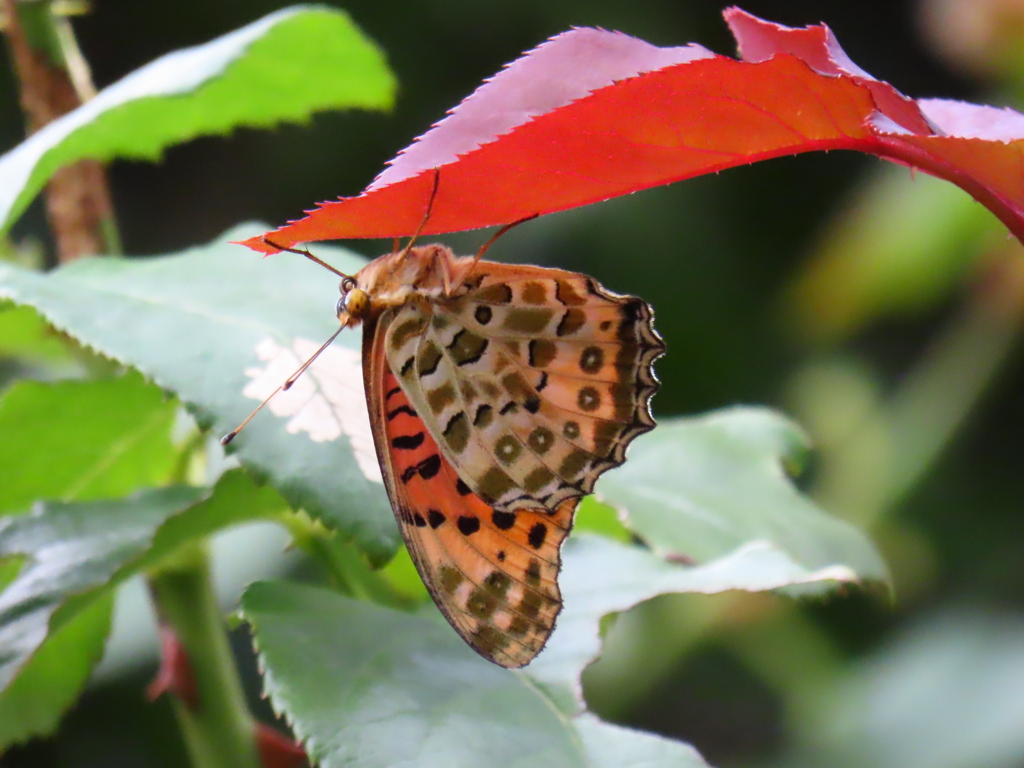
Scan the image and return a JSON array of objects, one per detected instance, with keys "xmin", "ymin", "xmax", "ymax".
[
  {"xmin": 234, "ymin": 235, "xmax": 281, "ymax": 255},
  {"xmin": 723, "ymin": 6, "xmax": 791, "ymax": 61}
]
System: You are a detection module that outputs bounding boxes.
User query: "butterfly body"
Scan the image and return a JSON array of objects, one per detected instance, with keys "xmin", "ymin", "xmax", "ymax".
[{"xmin": 343, "ymin": 244, "xmax": 663, "ymax": 667}]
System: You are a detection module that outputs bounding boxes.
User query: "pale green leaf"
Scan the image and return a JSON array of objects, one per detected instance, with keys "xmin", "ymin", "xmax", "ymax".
[
  {"xmin": 244, "ymin": 573, "xmax": 708, "ymax": 768},
  {"xmin": 596, "ymin": 407, "xmax": 887, "ymax": 584},
  {"xmin": 243, "ymin": 534, "xmax": 868, "ymax": 768}
]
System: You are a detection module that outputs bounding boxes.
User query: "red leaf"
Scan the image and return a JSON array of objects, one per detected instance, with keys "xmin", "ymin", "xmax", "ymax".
[{"xmin": 241, "ymin": 7, "xmax": 1024, "ymax": 254}]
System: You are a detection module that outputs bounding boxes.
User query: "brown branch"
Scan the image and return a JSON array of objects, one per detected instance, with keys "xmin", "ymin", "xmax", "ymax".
[{"xmin": 2, "ymin": 0, "xmax": 114, "ymax": 262}]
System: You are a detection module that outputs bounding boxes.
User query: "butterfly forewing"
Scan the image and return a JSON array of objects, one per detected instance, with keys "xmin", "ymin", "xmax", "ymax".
[
  {"xmin": 365, "ymin": 256, "xmax": 664, "ymax": 668},
  {"xmin": 364, "ymin": 315, "xmax": 570, "ymax": 667}
]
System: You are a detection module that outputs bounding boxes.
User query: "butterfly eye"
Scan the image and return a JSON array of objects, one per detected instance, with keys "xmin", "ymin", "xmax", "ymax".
[{"xmin": 345, "ymin": 288, "xmax": 370, "ymax": 317}]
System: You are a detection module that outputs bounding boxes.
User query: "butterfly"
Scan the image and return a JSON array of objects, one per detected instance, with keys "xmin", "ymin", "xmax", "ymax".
[{"xmin": 231, "ymin": 203, "xmax": 664, "ymax": 667}]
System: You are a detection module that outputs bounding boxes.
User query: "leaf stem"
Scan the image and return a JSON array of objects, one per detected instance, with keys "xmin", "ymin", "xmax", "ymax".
[
  {"xmin": 279, "ymin": 511, "xmax": 417, "ymax": 608},
  {"xmin": 148, "ymin": 543, "xmax": 261, "ymax": 768},
  {"xmin": 872, "ymin": 135, "xmax": 1024, "ymax": 251}
]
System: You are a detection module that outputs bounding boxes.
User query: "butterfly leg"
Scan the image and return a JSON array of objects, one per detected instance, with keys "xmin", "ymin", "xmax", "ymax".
[
  {"xmin": 455, "ymin": 213, "xmax": 540, "ymax": 288},
  {"xmin": 396, "ymin": 168, "xmax": 441, "ymax": 261}
]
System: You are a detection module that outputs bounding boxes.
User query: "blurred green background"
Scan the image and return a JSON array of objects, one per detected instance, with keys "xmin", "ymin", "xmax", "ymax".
[{"xmin": 4, "ymin": 0, "xmax": 1024, "ymax": 766}]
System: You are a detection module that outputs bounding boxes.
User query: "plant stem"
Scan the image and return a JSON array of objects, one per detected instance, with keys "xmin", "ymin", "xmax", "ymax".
[
  {"xmin": 148, "ymin": 544, "xmax": 261, "ymax": 768},
  {"xmin": 817, "ymin": 243, "xmax": 1024, "ymax": 527},
  {"xmin": 1, "ymin": 0, "xmax": 118, "ymax": 261}
]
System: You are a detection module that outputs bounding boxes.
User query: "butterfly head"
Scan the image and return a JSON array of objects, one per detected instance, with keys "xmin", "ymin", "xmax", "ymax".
[
  {"xmin": 337, "ymin": 276, "xmax": 370, "ymax": 326},
  {"xmin": 337, "ymin": 244, "xmax": 461, "ymax": 328}
]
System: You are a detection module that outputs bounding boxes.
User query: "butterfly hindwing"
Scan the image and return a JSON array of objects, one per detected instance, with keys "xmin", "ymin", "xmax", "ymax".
[{"xmin": 364, "ymin": 312, "xmax": 572, "ymax": 668}]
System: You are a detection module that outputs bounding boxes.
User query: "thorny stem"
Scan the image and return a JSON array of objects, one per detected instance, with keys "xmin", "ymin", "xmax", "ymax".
[
  {"xmin": 148, "ymin": 544, "xmax": 262, "ymax": 768},
  {"xmin": 142, "ymin": 433, "xmax": 271, "ymax": 768}
]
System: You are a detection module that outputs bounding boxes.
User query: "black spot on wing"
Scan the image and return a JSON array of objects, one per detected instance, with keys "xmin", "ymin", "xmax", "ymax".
[
  {"xmin": 391, "ymin": 432, "xmax": 425, "ymax": 450},
  {"xmin": 387, "ymin": 405, "xmax": 418, "ymax": 421},
  {"xmin": 457, "ymin": 516, "xmax": 481, "ymax": 535},
  {"xmin": 400, "ymin": 453, "xmax": 442, "ymax": 483},
  {"xmin": 528, "ymin": 522, "xmax": 548, "ymax": 549},
  {"xmin": 577, "ymin": 387, "xmax": 600, "ymax": 412},
  {"xmin": 418, "ymin": 453, "xmax": 441, "ymax": 480},
  {"xmin": 492, "ymin": 510, "xmax": 517, "ymax": 530},
  {"xmin": 579, "ymin": 346, "xmax": 604, "ymax": 374}
]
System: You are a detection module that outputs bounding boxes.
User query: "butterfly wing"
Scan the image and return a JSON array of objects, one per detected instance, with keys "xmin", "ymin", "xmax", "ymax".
[
  {"xmin": 364, "ymin": 311, "xmax": 572, "ymax": 668},
  {"xmin": 365, "ymin": 260, "xmax": 663, "ymax": 667},
  {"xmin": 384, "ymin": 262, "xmax": 665, "ymax": 511}
]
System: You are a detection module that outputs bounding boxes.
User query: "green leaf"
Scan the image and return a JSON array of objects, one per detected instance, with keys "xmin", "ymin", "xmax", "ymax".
[
  {"xmin": 0, "ymin": 226, "xmax": 397, "ymax": 563},
  {"xmin": 0, "ymin": 470, "xmax": 283, "ymax": 697},
  {"xmin": 243, "ymin": 575, "xmax": 708, "ymax": 768},
  {"xmin": 0, "ymin": 593, "xmax": 112, "ymax": 750},
  {"xmin": 0, "ymin": 304, "xmax": 71, "ymax": 362},
  {"xmin": 572, "ymin": 495, "xmax": 632, "ymax": 544},
  {"xmin": 0, "ymin": 485, "xmax": 203, "ymax": 692},
  {"xmin": 595, "ymin": 407, "xmax": 888, "ymax": 583},
  {"xmin": 139, "ymin": 472, "xmax": 287, "ymax": 571},
  {"xmin": 243, "ymin": 535, "xmax": 867, "ymax": 767},
  {"xmin": 574, "ymin": 715, "xmax": 709, "ymax": 768},
  {"xmin": 0, "ymin": 372, "xmax": 179, "ymax": 516},
  {"xmin": 531, "ymin": 535, "xmax": 872, "ymax": 704},
  {"xmin": 0, "ymin": 6, "xmax": 396, "ymax": 234},
  {"xmin": 0, "ymin": 557, "xmax": 20, "ymax": 594}
]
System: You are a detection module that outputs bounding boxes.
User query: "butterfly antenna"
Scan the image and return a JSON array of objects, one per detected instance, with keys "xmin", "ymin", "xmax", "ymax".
[
  {"xmin": 263, "ymin": 237, "xmax": 355, "ymax": 281},
  {"xmin": 220, "ymin": 323, "xmax": 347, "ymax": 446},
  {"xmin": 462, "ymin": 213, "xmax": 540, "ymax": 283},
  {"xmin": 396, "ymin": 168, "xmax": 441, "ymax": 260},
  {"xmin": 282, "ymin": 322, "xmax": 347, "ymax": 390}
]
